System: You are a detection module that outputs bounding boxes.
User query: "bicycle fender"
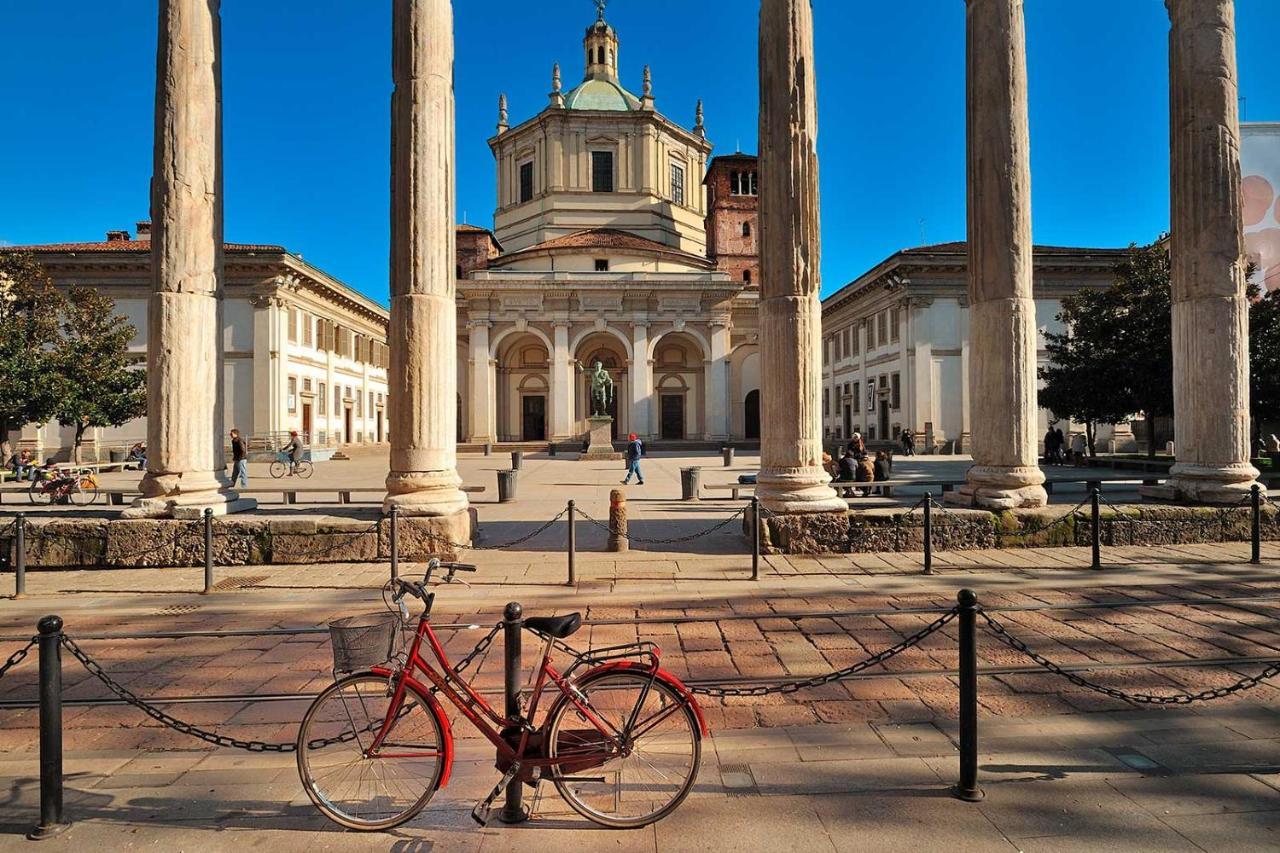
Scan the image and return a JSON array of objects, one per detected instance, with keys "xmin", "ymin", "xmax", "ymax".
[
  {"xmin": 370, "ymin": 666, "xmax": 456, "ymax": 788},
  {"xmin": 582, "ymin": 662, "xmax": 709, "ymax": 736}
]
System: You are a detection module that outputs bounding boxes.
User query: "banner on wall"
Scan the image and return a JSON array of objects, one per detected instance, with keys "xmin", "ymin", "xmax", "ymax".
[{"xmin": 1242, "ymin": 123, "xmax": 1280, "ymax": 293}]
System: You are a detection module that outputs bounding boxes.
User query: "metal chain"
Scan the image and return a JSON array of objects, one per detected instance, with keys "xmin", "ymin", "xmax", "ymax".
[
  {"xmin": 0, "ymin": 638, "xmax": 36, "ymax": 681},
  {"xmin": 990, "ymin": 497, "xmax": 1089, "ymax": 539},
  {"xmin": 688, "ymin": 608, "xmax": 957, "ymax": 697},
  {"xmin": 576, "ymin": 505, "xmax": 747, "ymax": 545},
  {"xmin": 981, "ymin": 611, "xmax": 1280, "ymax": 705}
]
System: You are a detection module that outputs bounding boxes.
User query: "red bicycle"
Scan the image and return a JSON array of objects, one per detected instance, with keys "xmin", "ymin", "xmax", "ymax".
[{"xmin": 295, "ymin": 559, "xmax": 706, "ymax": 831}]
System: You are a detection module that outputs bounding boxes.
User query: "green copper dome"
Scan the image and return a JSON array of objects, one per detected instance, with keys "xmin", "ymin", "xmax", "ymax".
[{"xmin": 564, "ymin": 77, "xmax": 640, "ymax": 111}]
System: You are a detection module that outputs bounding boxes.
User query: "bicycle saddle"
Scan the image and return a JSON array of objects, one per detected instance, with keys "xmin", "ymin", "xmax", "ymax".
[{"xmin": 524, "ymin": 612, "xmax": 582, "ymax": 639}]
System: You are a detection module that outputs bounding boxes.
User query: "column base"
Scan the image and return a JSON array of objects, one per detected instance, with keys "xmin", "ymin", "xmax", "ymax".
[
  {"xmin": 1140, "ymin": 462, "xmax": 1260, "ymax": 505},
  {"xmin": 946, "ymin": 465, "xmax": 1047, "ymax": 510},
  {"xmin": 757, "ymin": 467, "xmax": 847, "ymax": 515},
  {"xmin": 384, "ymin": 469, "xmax": 470, "ymax": 516},
  {"xmin": 122, "ymin": 491, "xmax": 257, "ymax": 520}
]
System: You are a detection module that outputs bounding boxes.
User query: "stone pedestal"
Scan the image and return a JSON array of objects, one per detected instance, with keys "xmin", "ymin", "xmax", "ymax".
[
  {"xmin": 581, "ymin": 416, "xmax": 623, "ymax": 461},
  {"xmin": 382, "ymin": 0, "xmax": 469, "ymax": 533},
  {"xmin": 948, "ymin": 0, "xmax": 1046, "ymax": 511},
  {"xmin": 127, "ymin": 0, "xmax": 254, "ymax": 520},
  {"xmin": 754, "ymin": 0, "xmax": 846, "ymax": 517},
  {"xmin": 1142, "ymin": 0, "xmax": 1258, "ymax": 505}
]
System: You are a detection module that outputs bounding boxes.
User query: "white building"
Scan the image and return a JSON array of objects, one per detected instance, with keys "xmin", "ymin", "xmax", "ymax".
[
  {"xmin": 1, "ymin": 222, "xmax": 390, "ymax": 460},
  {"xmin": 820, "ymin": 242, "xmax": 1138, "ymax": 453}
]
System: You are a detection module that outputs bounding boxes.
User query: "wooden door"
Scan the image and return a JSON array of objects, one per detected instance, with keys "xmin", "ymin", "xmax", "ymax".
[{"xmin": 660, "ymin": 394, "xmax": 685, "ymax": 440}]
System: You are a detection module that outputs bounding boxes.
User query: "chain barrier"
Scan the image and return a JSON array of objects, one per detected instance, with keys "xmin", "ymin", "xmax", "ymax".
[
  {"xmin": 576, "ymin": 505, "xmax": 748, "ymax": 545},
  {"xmin": 0, "ymin": 638, "xmax": 36, "ymax": 681},
  {"xmin": 688, "ymin": 608, "xmax": 957, "ymax": 697},
  {"xmin": 988, "ymin": 497, "xmax": 1090, "ymax": 540},
  {"xmin": 980, "ymin": 611, "xmax": 1280, "ymax": 705}
]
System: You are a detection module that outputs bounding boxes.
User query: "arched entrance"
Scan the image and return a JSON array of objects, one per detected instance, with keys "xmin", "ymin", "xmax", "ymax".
[
  {"xmin": 495, "ymin": 333, "xmax": 550, "ymax": 442},
  {"xmin": 651, "ymin": 332, "xmax": 705, "ymax": 440},
  {"xmin": 575, "ymin": 332, "xmax": 629, "ymax": 439},
  {"xmin": 744, "ymin": 389, "xmax": 760, "ymax": 440}
]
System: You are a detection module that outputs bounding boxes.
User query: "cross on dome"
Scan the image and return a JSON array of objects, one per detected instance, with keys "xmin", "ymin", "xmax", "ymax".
[{"xmin": 594, "ymin": 0, "xmax": 608, "ymax": 21}]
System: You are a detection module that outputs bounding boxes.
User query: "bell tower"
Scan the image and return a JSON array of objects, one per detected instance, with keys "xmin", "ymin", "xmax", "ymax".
[{"xmin": 583, "ymin": 1, "xmax": 619, "ymax": 81}]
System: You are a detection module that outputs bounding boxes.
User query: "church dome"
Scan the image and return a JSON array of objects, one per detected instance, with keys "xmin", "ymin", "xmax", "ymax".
[{"xmin": 564, "ymin": 77, "xmax": 640, "ymax": 111}]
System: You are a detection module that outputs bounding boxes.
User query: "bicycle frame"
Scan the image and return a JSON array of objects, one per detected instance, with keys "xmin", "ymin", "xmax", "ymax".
[{"xmin": 365, "ymin": 613, "xmax": 668, "ymax": 779}]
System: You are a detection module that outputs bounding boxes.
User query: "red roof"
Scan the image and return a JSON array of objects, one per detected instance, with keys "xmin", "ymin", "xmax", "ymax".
[
  {"xmin": 0, "ymin": 239, "xmax": 286, "ymax": 254},
  {"xmin": 494, "ymin": 228, "xmax": 713, "ymax": 268}
]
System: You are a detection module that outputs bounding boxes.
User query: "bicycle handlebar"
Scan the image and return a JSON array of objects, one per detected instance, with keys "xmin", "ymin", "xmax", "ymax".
[{"xmin": 390, "ymin": 560, "xmax": 479, "ymax": 605}]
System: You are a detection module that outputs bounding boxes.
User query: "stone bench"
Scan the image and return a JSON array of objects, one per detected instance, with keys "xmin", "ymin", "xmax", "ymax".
[{"xmin": 702, "ymin": 482, "xmax": 755, "ymax": 500}]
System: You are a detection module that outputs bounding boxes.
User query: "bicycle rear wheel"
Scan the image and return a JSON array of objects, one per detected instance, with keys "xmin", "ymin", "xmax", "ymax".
[
  {"xmin": 69, "ymin": 479, "xmax": 98, "ymax": 506},
  {"xmin": 269, "ymin": 460, "xmax": 288, "ymax": 479},
  {"xmin": 295, "ymin": 460, "xmax": 314, "ymax": 479},
  {"xmin": 296, "ymin": 673, "xmax": 446, "ymax": 832},
  {"xmin": 546, "ymin": 669, "xmax": 701, "ymax": 828}
]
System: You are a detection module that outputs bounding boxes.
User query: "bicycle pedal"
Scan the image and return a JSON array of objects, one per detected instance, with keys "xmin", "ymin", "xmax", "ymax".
[{"xmin": 471, "ymin": 763, "xmax": 521, "ymax": 826}]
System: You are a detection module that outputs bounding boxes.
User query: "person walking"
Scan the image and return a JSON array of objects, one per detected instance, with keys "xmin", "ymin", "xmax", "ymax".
[
  {"xmin": 900, "ymin": 430, "xmax": 915, "ymax": 456},
  {"xmin": 230, "ymin": 428, "xmax": 248, "ymax": 488},
  {"xmin": 621, "ymin": 433, "xmax": 645, "ymax": 485}
]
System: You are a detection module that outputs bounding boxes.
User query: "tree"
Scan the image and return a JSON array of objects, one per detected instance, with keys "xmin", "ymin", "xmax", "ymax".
[
  {"xmin": 1038, "ymin": 241, "xmax": 1174, "ymax": 457},
  {"xmin": 1250, "ymin": 285, "xmax": 1280, "ymax": 447},
  {"xmin": 0, "ymin": 253, "xmax": 66, "ymax": 464},
  {"xmin": 53, "ymin": 286, "xmax": 147, "ymax": 462}
]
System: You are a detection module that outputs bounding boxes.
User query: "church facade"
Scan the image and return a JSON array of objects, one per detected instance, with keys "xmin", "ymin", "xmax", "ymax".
[{"xmin": 453, "ymin": 9, "xmax": 761, "ymax": 445}]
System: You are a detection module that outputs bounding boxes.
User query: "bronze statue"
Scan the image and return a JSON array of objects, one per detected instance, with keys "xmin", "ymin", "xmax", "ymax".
[{"xmin": 588, "ymin": 361, "xmax": 614, "ymax": 417}]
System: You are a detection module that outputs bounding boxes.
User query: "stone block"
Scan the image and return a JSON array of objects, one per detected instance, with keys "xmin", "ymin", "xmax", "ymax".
[
  {"xmin": 763, "ymin": 511, "xmax": 850, "ymax": 554},
  {"xmin": 27, "ymin": 520, "xmax": 106, "ymax": 568},
  {"xmin": 377, "ymin": 511, "xmax": 469, "ymax": 561}
]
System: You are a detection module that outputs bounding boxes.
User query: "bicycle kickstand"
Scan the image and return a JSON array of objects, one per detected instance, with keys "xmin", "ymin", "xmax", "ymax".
[{"xmin": 471, "ymin": 762, "xmax": 521, "ymax": 826}]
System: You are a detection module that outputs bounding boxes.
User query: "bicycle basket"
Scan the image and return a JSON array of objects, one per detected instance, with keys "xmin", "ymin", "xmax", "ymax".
[{"xmin": 328, "ymin": 613, "xmax": 400, "ymax": 672}]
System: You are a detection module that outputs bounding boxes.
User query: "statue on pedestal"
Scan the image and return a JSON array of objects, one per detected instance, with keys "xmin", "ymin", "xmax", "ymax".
[{"xmin": 589, "ymin": 361, "xmax": 614, "ymax": 417}]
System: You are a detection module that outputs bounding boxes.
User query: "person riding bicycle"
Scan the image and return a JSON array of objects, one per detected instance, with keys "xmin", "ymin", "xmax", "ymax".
[{"xmin": 281, "ymin": 431, "xmax": 304, "ymax": 474}]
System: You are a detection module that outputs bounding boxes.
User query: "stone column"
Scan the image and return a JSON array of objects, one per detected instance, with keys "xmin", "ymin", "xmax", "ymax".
[
  {"xmin": 1144, "ymin": 0, "xmax": 1258, "ymax": 503},
  {"xmin": 128, "ymin": 0, "xmax": 252, "ymax": 519},
  {"xmin": 550, "ymin": 323, "xmax": 575, "ymax": 441},
  {"xmin": 756, "ymin": 0, "xmax": 845, "ymax": 515},
  {"xmin": 704, "ymin": 320, "xmax": 731, "ymax": 441},
  {"xmin": 949, "ymin": 0, "xmax": 1046, "ymax": 509},
  {"xmin": 631, "ymin": 323, "xmax": 653, "ymax": 439},
  {"xmin": 384, "ymin": 0, "xmax": 469, "ymax": 527},
  {"xmin": 467, "ymin": 321, "xmax": 494, "ymax": 444}
]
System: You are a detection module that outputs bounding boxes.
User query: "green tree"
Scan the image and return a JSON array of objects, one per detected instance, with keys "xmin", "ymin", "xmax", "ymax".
[
  {"xmin": 1039, "ymin": 241, "xmax": 1174, "ymax": 457},
  {"xmin": 1250, "ymin": 285, "xmax": 1280, "ymax": 448},
  {"xmin": 0, "ymin": 253, "xmax": 66, "ymax": 464},
  {"xmin": 53, "ymin": 286, "xmax": 147, "ymax": 462}
]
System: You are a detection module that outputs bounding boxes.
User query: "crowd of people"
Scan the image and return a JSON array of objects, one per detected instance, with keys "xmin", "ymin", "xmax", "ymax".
[{"xmin": 825, "ymin": 432, "xmax": 890, "ymax": 497}]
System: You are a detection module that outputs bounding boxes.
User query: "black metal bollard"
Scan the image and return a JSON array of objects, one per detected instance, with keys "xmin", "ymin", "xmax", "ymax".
[
  {"xmin": 923, "ymin": 493, "xmax": 935, "ymax": 576},
  {"xmin": 15, "ymin": 513, "xmax": 26, "ymax": 599},
  {"xmin": 566, "ymin": 500, "xmax": 576, "ymax": 586},
  {"xmin": 750, "ymin": 497, "xmax": 761, "ymax": 581},
  {"xmin": 202, "ymin": 508, "xmax": 214, "ymax": 595},
  {"xmin": 1090, "ymin": 488, "xmax": 1102, "ymax": 571},
  {"xmin": 389, "ymin": 504, "xmax": 400, "ymax": 582},
  {"xmin": 1251, "ymin": 484, "xmax": 1262, "ymax": 565},
  {"xmin": 952, "ymin": 589, "xmax": 983, "ymax": 802},
  {"xmin": 499, "ymin": 602, "xmax": 528, "ymax": 824},
  {"xmin": 28, "ymin": 615, "xmax": 69, "ymax": 840}
]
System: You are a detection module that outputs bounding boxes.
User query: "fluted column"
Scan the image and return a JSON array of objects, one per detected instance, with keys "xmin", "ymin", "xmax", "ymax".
[
  {"xmin": 756, "ymin": 0, "xmax": 844, "ymax": 514},
  {"xmin": 1146, "ymin": 0, "xmax": 1258, "ymax": 503},
  {"xmin": 384, "ymin": 0, "xmax": 468, "ymax": 518},
  {"xmin": 128, "ymin": 0, "xmax": 252, "ymax": 519},
  {"xmin": 950, "ymin": 0, "xmax": 1047, "ymax": 509}
]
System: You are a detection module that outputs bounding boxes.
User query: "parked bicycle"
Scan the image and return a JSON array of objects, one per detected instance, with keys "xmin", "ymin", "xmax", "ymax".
[
  {"xmin": 269, "ymin": 453, "xmax": 313, "ymax": 480},
  {"xmin": 28, "ymin": 468, "xmax": 98, "ymax": 506},
  {"xmin": 296, "ymin": 558, "xmax": 706, "ymax": 831}
]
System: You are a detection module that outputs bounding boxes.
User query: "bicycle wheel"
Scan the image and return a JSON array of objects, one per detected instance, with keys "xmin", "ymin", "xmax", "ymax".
[
  {"xmin": 68, "ymin": 479, "xmax": 97, "ymax": 506},
  {"xmin": 296, "ymin": 673, "xmax": 446, "ymax": 832},
  {"xmin": 546, "ymin": 669, "xmax": 701, "ymax": 828},
  {"xmin": 295, "ymin": 460, "xmax": 314, "ymax": 479},
  {"xmin": 269, "ymin": 460, "xmax": 288, "ymax": 479},
  {"xmin": 28, "ymin": 480, "xmax": 51, "ymax": 506}
]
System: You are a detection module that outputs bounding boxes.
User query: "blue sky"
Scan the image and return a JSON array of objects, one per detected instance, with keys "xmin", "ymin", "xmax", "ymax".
[{"xmin": 1, "ymin": 1, "xmax": 1277, "ymax": 303}]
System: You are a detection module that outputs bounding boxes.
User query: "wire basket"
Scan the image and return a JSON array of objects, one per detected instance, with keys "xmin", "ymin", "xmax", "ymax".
[{"xmin": 328, "ymin": 613, "xmax": 400, "ymax": 673}]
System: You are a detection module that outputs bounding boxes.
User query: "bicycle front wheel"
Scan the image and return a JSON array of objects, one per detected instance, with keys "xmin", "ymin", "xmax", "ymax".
[
  {"xmin": 28, "ymin": 480, "xmax": 51, "ymax": 506},
  {"xmin": 546, "ymin": 669, "xmax": 701, "ymax": 828},
  {"xmin": 269, "ymin": 461, "xmax": 288, "ymax": 479},
  {"xmin": 295, "ymin": 460, "xmax": 314, "ymax": 479},
  {"xmin": 69, "ymin": 479, "xmax": 97, "ymax": 506},
  {"xmin": 296, "ymin": 673, "xmax": 446, "ymax": 832}
]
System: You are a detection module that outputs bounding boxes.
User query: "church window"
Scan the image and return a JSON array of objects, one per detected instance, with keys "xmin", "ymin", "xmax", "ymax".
[
  {"xmin": 288, "ymin": 376, "xmax": 297, "ymax": 413},
  {"xmin": 519, "ymin": 161, "xmax": 534, "ymax": 203},
  {"xmin": 594, "ymin": 258, "xmax": 609, "ymax": 272},
  {"xmin": 742, "ymin": 221, "xmax": 751, "ymax": 238},
  {"xmin": 731, "ymin": 170, "xmax": 759, "ymax": 196},
  {"xmin": 852, "ymin": 382, "xmax": 860, "ymax": 413},
  {"xmin": 597, "ymin": 46, "xmax": 605, "ymax": 65},
  {"xmin": 891, "ymin": 373, "xmax": 901, "ymax": 410},
  {"xmin": 591, "ymin": 151, "xmax": 614, "ymax": 192},
  {"xmin": 743, "ymin": 269, "xmax": 751, "ymax": 284},
  {"xmin": 670, "ymin": 163, "xmax": 685, "ymax": 206},
  {"xmin": 318, "ymin": 383, "xmax": 327, "ymax": 415},
  {"xmin": 890, "ymin": 307, "xmax": 901, "ymax": 342}
]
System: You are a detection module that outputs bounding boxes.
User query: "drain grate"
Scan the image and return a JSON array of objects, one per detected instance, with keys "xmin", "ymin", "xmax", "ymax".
[
  {"xmin": 153, "ymin": 604, "xmax": 202, "ymax": 617},
  {"xmin": 719, "ymin": 763, "xmax": 758, "ymax": 793},
  {"xmin": 211, "ymin": 574, "xmax": 270, "ymax": 592}
]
